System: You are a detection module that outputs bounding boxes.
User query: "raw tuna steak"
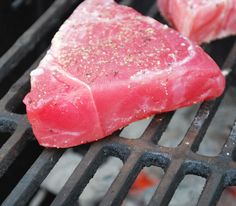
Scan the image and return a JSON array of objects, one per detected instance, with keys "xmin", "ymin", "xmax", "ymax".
[
  {"xmin": 23, "ymin": 0, "xmax": 225, "ymax": 148},
  {"xmin": 158, "ymin": 0, "xmax": 236, "ymax": 43}
]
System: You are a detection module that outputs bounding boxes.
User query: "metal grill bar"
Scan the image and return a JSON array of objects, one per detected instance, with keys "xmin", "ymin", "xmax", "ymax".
[
  {"xmin": 2, "ymin": 149, "xmax": 64, "ymax": 206},
  {"xmin": 141, "ymin": 112, "xmax": 174, "ymax": 143},
  {"xmin": 51, "ymin": 144, "xmax": 105, "ymax": 206},
  {"xmin": 0, "ymin": 52, "xmax": 45, "ymax": 178},
  {"xmin": 99, "ymin": 152, "xmax": 142, "ymax": 206},
  {"xmin": 221, "ymin": 120, "xmax": 236, "ymax": 157},
  {"xmin": 185, "ymin": 99, "xmax": 223, "ymax": 153},
  {"xmin": 0, "ymin": 118, "xmax": 30, "ymax": 178},
  {"xmin": 197, "ymin": 173, "xmax": 224, "ymax": 206},
  {"xmin": 148, "ymin": 160, "xmax": 184, "ymax": 206}
]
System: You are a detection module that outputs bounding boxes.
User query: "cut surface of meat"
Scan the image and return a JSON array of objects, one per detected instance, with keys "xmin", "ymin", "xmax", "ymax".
[
  {"xmin": 158, "ymin": 0, "xmax": 236, "ymax": 44},
  {"xmin": 23, "ymin": 0, "xmax": 225, "ymax": 148}
]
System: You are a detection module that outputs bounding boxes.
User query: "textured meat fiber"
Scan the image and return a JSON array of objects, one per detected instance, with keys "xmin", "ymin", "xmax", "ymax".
[
  {"xmin": 23, "ymin": 0, "xmax": 225, "ymax": 148},
  {"xmin": 158, "ymin": 0, "xmax": 236, "ymax": 44}
]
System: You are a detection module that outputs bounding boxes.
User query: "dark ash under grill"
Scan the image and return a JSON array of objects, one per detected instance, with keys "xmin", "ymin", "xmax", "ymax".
[{"xmin": 0, "ymin": 0, "xmax": 236, "ymax": 205}]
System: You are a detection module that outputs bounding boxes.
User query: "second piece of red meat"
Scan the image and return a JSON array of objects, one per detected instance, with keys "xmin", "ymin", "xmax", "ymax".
[{"xmin": 158, "ymin": 0, "xmax": 236, "ymax": 44}]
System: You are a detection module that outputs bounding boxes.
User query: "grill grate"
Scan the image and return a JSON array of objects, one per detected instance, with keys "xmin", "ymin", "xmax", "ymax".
[{"xmin": 0, "ymin": 0, "xmax": 236, "ymax": 205}]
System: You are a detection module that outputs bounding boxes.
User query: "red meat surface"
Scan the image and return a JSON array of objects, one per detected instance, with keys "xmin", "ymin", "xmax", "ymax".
[
  {"xmin": 23, "ymin": 0, "xmax": 225, "ymax": 148},
  {"xmin": 158, "ymin": 0, "xmax": 236, "ymax": 44}
]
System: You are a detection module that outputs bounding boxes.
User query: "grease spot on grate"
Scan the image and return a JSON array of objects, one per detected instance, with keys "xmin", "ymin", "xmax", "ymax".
[
  {"xmin": 120, "ymin": 117, "xmax": 153, "ymax": 139},
  {"xmin": 0, "ymin": 118, "xmax": 16, "ymax": 148},
  {"xmin": 122, "ymin": 166, "xmax": 164, "ymax": 206},
  {"xmin": 217, "ymin": 186, "xmax": 236, "ymax": 206},
  {"xmin": 158, "ymin": 105, "xmax": 199, "ymax": 148},
  {"xmin": 169, "ymin": 175, "xmax": 206, "ymax": 206},
  {"xmin": 198, "ymin": 88, "xmax": 236, "ymax": 157}
]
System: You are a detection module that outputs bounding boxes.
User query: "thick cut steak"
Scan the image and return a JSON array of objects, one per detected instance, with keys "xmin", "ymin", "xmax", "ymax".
[
  {"xmin": 158, "ymin": 0, "xmax": 236, "ymax": 44},
  {"xmin": 23, "ymin": 0, "xmax": 225, "ymax": 148}
]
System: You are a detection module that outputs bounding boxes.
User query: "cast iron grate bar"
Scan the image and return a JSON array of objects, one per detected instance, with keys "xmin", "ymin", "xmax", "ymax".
[
  {"xmin": 2, "ymin": 149, "xmax": 65, "ymax": 206},
  {"xmin": 98, "ymin": 152, "xmax": 144, "ymax": 206},
  {"xmin": 0, "ymin": 0, "xmax": 236, "ymax": 206},
  {"xmin": 141, "ymin": 112, "xmax": 174, "ymax": 143},
  {"xmin": 221, "ymin": 119, "xmax": 236, "ymax": 156},
  {"xmin": 148, "ymin": 159, "xmax": 185, "ymax": 206},
  {"xmin": 0, "ymin": 52, "xmax": 46, "ymax": 178},
  {"xmin": 0, "ymin": 123, "xmax": 30, "ymax": 178},
  {"xmin": 50, "ymin": 143, "xmax": 130, "ymax": 206},
  {"xmin": 196, "ymin": 172, "xmax": 224, "ymax": 206},
  {"xmin": 50, "ymin": 144, "xmax": 110, "ymax": 206}
]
